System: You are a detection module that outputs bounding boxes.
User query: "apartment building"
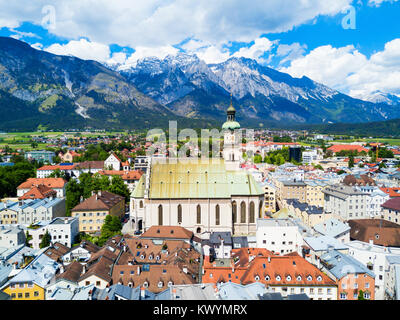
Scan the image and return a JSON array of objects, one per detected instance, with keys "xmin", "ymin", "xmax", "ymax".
[
  {"xmin": 323, "ymin": 185, "xmax": 368, "ymax": 220},
  {"xmin": 256, "ymin": 218, "xmax": 303, "ymax": 255},
  {"xmin": 71, "ymin": 191, "xmax": 125, "ymax": 234},
  {"xmin": 320, "ymin": 250, "xmax": 375, "ymax": 300},
  {"xmin": 27, "ymin": 217, "xmax": 79, "ymax": 249}
]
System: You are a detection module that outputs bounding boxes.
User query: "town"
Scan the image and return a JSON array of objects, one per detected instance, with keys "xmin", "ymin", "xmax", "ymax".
[{"xmin": 1, "ymin": 103, "xmax": 400, "ymax": 301}]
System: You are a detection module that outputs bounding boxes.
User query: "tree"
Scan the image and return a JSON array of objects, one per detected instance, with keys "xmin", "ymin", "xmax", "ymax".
[
  {"xmin": 109, "ymin": 175, "xmax": 130, "ymax": 200},
  {"xmin": 66, "ymin": 178, "xmax": 83, "ymax": 216},
  {"xmin": 358, "ymin": 290, "xmax": 365, "ymax": 300},
  {"xmin": 98, "ymin": 215, "xmax": 122, "ymax": 246},
  {"xmin": 25, "ymin": 231, "xmax": 32, "ymax": 247},
  {"xmin": 254, "ymin": 154, "xmax": 262, "ymax": 163},
  {"xmin": 348, "ymin": 155, "xmax": 354, "ymax": 168},
  {"xmin": 39, "ymin": 230, "xmax": 51, "ymax": 248}
]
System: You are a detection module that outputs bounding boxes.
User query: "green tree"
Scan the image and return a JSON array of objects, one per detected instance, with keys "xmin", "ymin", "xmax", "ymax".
[
  {"xmin": 98, "ymin": 215, "xmax": 122, "ymax": 246},
  {"xmin": 65, "ymin": 179, "xmax": 83, "ymax": 216},
  {"xmin": 348, "ymin": 155, "xmax": 354, "ymax": 168},
  {"xmin": 39, "ymin": 230, "xmax": 51, "ymax": 248},
  {"xmin": 109, "ymin": 175, "xmax": 130, "ymax": 200},
  {"xmin": 25, "ymin": 231, "xmax": 32, "ymax": 247},
  {"xmin": 358, "ymin": 290, "xmax": 365, "ymax": 300}
]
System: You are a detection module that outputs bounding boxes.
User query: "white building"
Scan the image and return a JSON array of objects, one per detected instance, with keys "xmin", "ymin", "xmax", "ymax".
[
  {"xmin": 302, "ymin": 150, "xmax": 319, "ymax": 165},
  {"xmin": 256, "ymin": 218, "xmax": 303, "ymax": 255},
  {"xmin": 17, "ymin": 178, "xmax": 67, "ymax": 198},
  {"xmin": 104, "ymin": 153, "xmax": 122, "ymax": 171},
  {"xmin": 0, "ymin": 225, "xmax": 26, "ymax": 247},
  {"xmin": 323, "ymin": 185, "xmax": 369, "ymax": 221},
  {"xmin": 345, "ymin": 240, "xmax": 400, "ymax": 300},
  {"xmin": 27, "ymin": 217, "xmax": 79, "ymax": 249}
]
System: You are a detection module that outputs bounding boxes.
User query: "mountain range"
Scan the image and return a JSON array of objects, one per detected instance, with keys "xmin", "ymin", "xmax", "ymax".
[{"xmin": 0, "ymin": 36, "xmax": 399, "ymax": 131}]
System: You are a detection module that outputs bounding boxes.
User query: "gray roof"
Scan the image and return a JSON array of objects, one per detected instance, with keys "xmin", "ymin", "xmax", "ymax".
[
  {"xmin": 232, "ymin": 236, "xmax": 248, "ymax": 248},
  {"xmin": 171, "ymin": 284, "xmax": 218, "ymax": 300},
  {"xmin": 313, "ymin": 219, "xmax": 350, "ymax": 238},
  {"xmin": 304, "ymin": 236, "xmax": 348, "ymax": 252},
  {"xmin": 321, "ymin": 250, "xmax": 375, "ymax": 279},
  {"xmin": 209, "ymin": 232, "xmax": 232, "ymax": 246},
  {"xmin": 217, "ymin": 282, "xmax": 267, "ymax": 300}
]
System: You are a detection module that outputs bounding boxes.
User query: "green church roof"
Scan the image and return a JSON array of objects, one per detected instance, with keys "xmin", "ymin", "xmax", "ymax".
[
  {"xmin": 134, "ymin": 158, "xmax": 263, "ymax": 199},
  {"xmin": 222, "ymin": 121, "xmax": 241, "ymax": 130}
]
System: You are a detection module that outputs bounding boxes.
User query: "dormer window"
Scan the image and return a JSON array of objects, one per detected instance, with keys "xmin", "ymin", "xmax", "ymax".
[
  {"xmin": 264, "ymin": 275, "xmax": 270, "ymax": 281},
  {"xmin": 317, "ymin": 276, "xmax": 322, "ymax": 282},
  {"xmin": 307, "ymin": 275, "xmax": 312, "ymax": 281},
  {"xmin": 140, "ymin": 255, "xmax": 145, "ymax": 259},
  {"xmin": 276, "ymin": 275, "xmax": 281, "ymax": 281},
  {"xmin": 149, "ymin": 255, "xmax": 153, "ymax": 260},
  {"xmin": 254, "ymin": 275, "xmax": 260, "ymax": 281},
  {"xmin": 297, "ymin": 276, "xmax": 302, "ymax": 281},
  {"xmin": 143, "ymin": 282, "xmax": 149, "ymax": 288},
  {"xmin": 286, "ymin": 275, "xmax": 292, "ymax": 281},
  {"xmin": 168, "ymin": 281, "xmax": 173, "ymax": 287},
  {"xmin": 158, "ymin": 281, "xmax": 163, "ymax": 288}
]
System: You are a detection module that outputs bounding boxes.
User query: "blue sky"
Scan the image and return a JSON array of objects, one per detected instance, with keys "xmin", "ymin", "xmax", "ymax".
[{"xmin": 0, "ymin": 0, "xmax": 399, "ymax": 99}]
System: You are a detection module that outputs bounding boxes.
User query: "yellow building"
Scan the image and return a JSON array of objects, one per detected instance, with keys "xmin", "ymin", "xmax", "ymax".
[
  {"xmin": 2, "ymin": 252, "xmax": 59, "ymax": 300},
  {"xmin": 71, "ymin": 190, "xmax": 125, "ymax": 234},
  {"xmin": 305, "ymin": 182, "xmax": 326, "ymax": 207},
  {"xmin": 263, "ymin": 184, "xmax": 276, "ymax": 214}
]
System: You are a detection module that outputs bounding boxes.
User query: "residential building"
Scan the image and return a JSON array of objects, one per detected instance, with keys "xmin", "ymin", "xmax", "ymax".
[
  {"xmin": 382, "ymin": 197, "xmax": 400, "ymax": 224},
  {"xmin": 256, "ymin": 218, "xmax": 303, "ymax": 255},
  {"xmin": 305, "ymin": 181, "xmax": 326, "ymax": 207},
  {"xmin": 202, "ymin": 232, "xmax": 233, "ymax": 260},
  {"xmin": 323, "ymin": 185, "xmax": 368, "ymax": 220},
  {"xmin": 17, "ymin": 178, "xmax": 67, "ymax": 198},
  {"xmin": 303, "ymin": 236, "xmax": 349, "ymax": 267},
  {"xmin": 27, "ymin": 217, "xmax": 79, "ymax": 249},
  {"xmin": 1, "ymin": 251, "xmax": 60, "ymax": 300},
  {"xmin": 104, "ymin": 153, "xmax": 122, "ymax": 171},
  {"xmin": 61, "ymin": 240, "xmax": 100, "ymax": 264},
  {"xmin": 313, "ymin": 219, "xmax": 351, "ymax": 243},
  {"xmin": 345, "ymin": 240, "xmax": 400, "ymax": 300},
  {"xmin": 0, "ymin": 225, "xmax": 25, "ymax": 247},
  {"xmin": 0, "ymin": 198, "xmax": 66, "ymax": 225},
  {"xmin": 25, "ymin": 150, "xmax": 55, "ymax": 163},
  {"xmin": 263, "ymin": 183, "xmax": 276, "ymax": 214},
  {"xmin": 285, "ymin": 199, "xmax": 330, "ymax": 228},
  {"xmin": 320, "ymin": 250, "xmax": 375, "ymax": 300},
  {"xmin": 277, "ymin": 180, "xmax": 307, "ymax": 202},
  {"xmin": 71, "ymin": 191, "xmax": 125, "ymax": 234},
  {"xmin": 384, "ymin": 256, "xmax": 400, "ymax": 300},
  {"xmin": 36, "ymin": 164, "xmax": 76, "ymax": 178},
  {"xmin": 348, "ymin": 219, "xmax": 400, "ymax": 247},
  {"xmin": 302, "ymin": 150, "xmax": 319, "ymax": 165},
  {"xmin": 18, "ymin": 184, "xmax": 57, "ymax": 201}
]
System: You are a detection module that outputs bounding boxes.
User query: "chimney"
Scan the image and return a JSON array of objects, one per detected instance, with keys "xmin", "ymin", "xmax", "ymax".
[
  {"xmin": 80, "ymin": 196, "xmax": 83, "ymax": 203},
  {"xmin": 137, "ymin": 266, "xmax": 141, "ymax": 275},
  {"xmin": 268, "ymin": 256, "xmax": 271, "ymax": 263},
  {"xmin": 64, "ymin": 218, "xmax": 68, "ymax": 224},
  {"xmin": 182, "ymin": 266, "xmax": 188, "ymax": 274},
  {"xmin": 82, "ymin": 265, "xmax": 87, "ymax": 275},
  {"xmin": 369, "ymin": 239, "xmax": 374, "ymax": 245},
  {"xmin": 60, "ymin": 265, "xmax": 64, "ymax": 274},
  {"xmin": 172, "ymin": 288, "xmax": 177, "ymax": 300},
  {"xmin": 140, "ymin": 287, "xmax": 146, "ymax": 299}
]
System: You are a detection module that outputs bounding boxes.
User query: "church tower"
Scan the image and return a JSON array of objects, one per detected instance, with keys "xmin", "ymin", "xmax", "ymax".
[{"xmin": 222, "ymin": 95, "xmax": 241, "ymax": 171}]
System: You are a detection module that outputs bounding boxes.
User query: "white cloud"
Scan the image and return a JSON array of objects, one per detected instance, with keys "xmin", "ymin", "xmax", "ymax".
[
  {"xmin": 368, "ymin": 0, "xmax": 399, "ymax": 6},
  {"xmin": 45, "ymin": 38, "xmax": 111, "ymax": 62},
  {"xmin": 276, "ymin": 42, "xmax": 307, "ymax": 65},
  {"xmin": 0, "ymin": 0, "xmax": 353, "ymax": 48},
  {"xmin": 232, "ymin": 37, "xmax": 275, "ymax": 63},
  {"xmin": 120, "ymin": 45, "xmax": 180, "ymax": 69},
  {"xmin": 281, "ymin": 39, "xmax": 400, "ymax": 98},
  {"xmin": 194, "ymin": 45, "xmax": 231, "ymax": 64}
]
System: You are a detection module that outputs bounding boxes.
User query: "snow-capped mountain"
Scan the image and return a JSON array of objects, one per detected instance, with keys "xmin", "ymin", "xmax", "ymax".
[
  {"xmin": 116, "ymin": 53, "xmax": 400, "ymax": 125},
  {"xmin": 352, "ymin": 91, "xmax": 400, "ymax": 106}
]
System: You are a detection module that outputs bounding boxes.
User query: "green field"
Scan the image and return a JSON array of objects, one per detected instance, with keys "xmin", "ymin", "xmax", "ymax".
[{"xmin": 331, "ymin": 138, "xmax": 400, "ymax": 146}]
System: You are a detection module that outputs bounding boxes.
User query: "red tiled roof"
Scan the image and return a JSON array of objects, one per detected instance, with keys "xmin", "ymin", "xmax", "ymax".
[
  {"xmin": 18, "ymin": 184, "xmax": 57, "ymax": 200},
  {"xmin": 327, "ymin": 145, "xmax": 368, "ymax": 153},
  {"xmin": 380, "ymin": 187, "xmax": 400, "ymax": 197},
  {"xmin": 17, "ymin": 178, "xmax": 67, "ymax": 189},
  {"xmin": 37, "ymin": 164, "xmax": 76, "ymax": 171}
]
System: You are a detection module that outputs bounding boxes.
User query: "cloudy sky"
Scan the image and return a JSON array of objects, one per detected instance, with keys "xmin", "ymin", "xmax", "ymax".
[{"xmin": 0, "ymin": 0, "xmax": 400, "ymax": 98}]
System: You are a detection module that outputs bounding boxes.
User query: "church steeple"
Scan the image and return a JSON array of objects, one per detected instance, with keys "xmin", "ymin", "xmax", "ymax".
[{"xmin": 222, "ymin": 93, "xmax": 240, "ymax": 131}]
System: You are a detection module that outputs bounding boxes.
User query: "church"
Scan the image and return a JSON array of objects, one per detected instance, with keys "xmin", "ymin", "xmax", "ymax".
[{"xmin": 130, "ymin": 101, "xmax": 264, "ymax": 236}]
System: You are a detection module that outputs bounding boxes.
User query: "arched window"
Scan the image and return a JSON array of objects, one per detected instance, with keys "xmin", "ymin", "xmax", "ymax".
[
  {"xmin": 177, "ymin": 204, "xmax": 182, "ymax": 224},
  {"xmin": 259, "ymin": 200, "xmax": 263, "ymax": 218},
  {"xmin": 215, "ymin": 205, "xmax": 220, "ymax": 226},
  {"xmin": 232, "ymin": 201, "xmax": 237, "ymax": 223},
  {"xmin": 249, "ymin": 201, "xmax": 255, "ymax": 223},
  {"xmin": 158, "ymin": 205, "xmax": 163, "ymax": 226},
  {"xmin": 197, "ymin": 205, "xmax": 201, "ymax": 224},
  {"xmin": 140, "ymin": 201, "xmax": 143, "ymax": 208},
  {"xmin": 240, "ymin": 201, "xmax": 246, "ymax": 223}
]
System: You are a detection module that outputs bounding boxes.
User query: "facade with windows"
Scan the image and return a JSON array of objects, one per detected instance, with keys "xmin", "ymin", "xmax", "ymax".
[{"xmin": 320, "ymin": 250, "xmax": 375, "ymax": 300}]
